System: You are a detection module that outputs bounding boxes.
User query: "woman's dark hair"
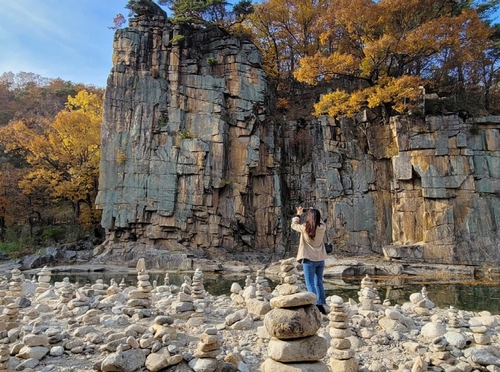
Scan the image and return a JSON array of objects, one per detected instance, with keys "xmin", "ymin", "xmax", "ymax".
[{"xmin": 305, "ymin": 208, "xmax": 321, "ymax": 240}]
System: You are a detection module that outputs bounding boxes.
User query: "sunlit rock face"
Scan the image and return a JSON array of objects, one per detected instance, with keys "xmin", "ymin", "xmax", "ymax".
[
  {"xmin": 96, "ymin": 4, "xmax": 281, "ymax": 265},
  {"xmin": 96, "ymin": 3, "xmax": 500, "ymax": 266}
]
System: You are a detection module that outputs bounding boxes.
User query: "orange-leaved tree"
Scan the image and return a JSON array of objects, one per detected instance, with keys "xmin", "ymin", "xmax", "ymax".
[
  {"xmin": 293, "ymin": 0, "xmax": 493, "ymax": 119},
  {"xmin": 0, "ymin": 90, "xmax": 102, "ymax": 226},
  {"xmin": 248, "ymin": 0, "xmax": 326, "ymax": 92}
]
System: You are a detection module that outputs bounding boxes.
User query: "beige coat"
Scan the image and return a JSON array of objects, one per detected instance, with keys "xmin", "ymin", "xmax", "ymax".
[{"xmin": 291, "ymin": 217, "xmax": 327, "ymax": 262}]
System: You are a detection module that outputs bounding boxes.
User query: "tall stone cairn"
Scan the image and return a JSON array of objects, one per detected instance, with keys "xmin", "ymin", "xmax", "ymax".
[
  {"xmin": 255, "ymin": 269, "xmax": 272, "ymax": 300},
  {"xmin": 35, "ymin": 266, "xmax": 52, "ymax": 297},
  {"xmin": 328, "ymin": 295, "xmax": 358, "ymax": 372},
  {"xmin": 261, "ymin": 257, "xmax": 329, "ymax": 372},
  {"xmin": 124, "ymin": 267, "xmax": 153, "ymax": 318},
  {"xmin": 191, "ymin": 268, "xmax": 205, "ymax": 299}
]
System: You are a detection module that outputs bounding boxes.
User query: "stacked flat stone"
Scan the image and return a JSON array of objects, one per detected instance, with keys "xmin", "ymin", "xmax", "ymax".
[
  {"xmin": 447, "ymin": 307, "xmax": 461, "ymax": 332},
  {"xmin": 3, "ymin": 302, "xmax": 20, "ymax": 330},
  {"xmin": 328, "ymin": 295, "xmax": 358, "ymax": 372},
  {"xmin": 35, "ymin": 266, "xmax": 52, "ymax": 297},
  {"xmin": 164, "ymin": 272, "xmax": 170, "ymax": 286},
  {"xmin": 91, "ymin": 279, "xmax": 108, "ymax": 296},
  {"xmin": 410, "ymin": 287, "xmax": 435, "ymax": 316},
  {"xmin": 107, "ymin": 279, "xmax": 121, "ymax": 295},
  {"xmin": 471, "ymin": 323, "xmax": 490, "ymax": 345},
  {"xmin": 68, "ymin": 287, "xmax": 92, "ymax": 316},
  {"xmin": 57, "ymin": 278, "xmax": 74, "ymax": 307},
  {"xmin": 358, "ymin": 274, "xmax": 377, "ymax": 312},
  {"xmin": 230, "ymin": 282, "xmax": 245, "ymax": 306},
  {"xmin": 7, "ymin": 268, "xmax": 24, "ymax": 298},
  {"xmin": 428, "ymin": 336, "xmax": 455, "ymax": 366},
  {"xmin": 191, "ymin": 268, "xmax": 205, "ymax": 299},
  {"xmin": 261, "ymin": 257, "xmax": 328, "ymax": 372},
  {"xmin": 125, "ymin": 269, "xmax": 153, "ymax": 318},
  {"xmin": 255, "ymin": 269, "xmax": 272, "ymax": 300},
  {"xmin": 171, "ymin": 276, "xmax": 194, "ymax": 317},
  {"xmin": 0, "ymin": 344, "xmax": 9, "ymax": 371},
  {"xmin": 189, "ymin": 328, "xmax": 223, "ymax": 372},
  {"xmin": 119, "ymin": 278, "xmax": 127, "ymax": 291}
]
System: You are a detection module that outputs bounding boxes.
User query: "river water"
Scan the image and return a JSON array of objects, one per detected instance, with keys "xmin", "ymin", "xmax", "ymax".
[{"xmin": 49, "ymin": 272, "xmax": 500, "ymax": 314}]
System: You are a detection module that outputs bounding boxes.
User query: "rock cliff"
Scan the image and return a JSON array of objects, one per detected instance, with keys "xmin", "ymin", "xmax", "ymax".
[{"xmin": 96, "ymin": 6, "xmax": 500, "ymax": 266}]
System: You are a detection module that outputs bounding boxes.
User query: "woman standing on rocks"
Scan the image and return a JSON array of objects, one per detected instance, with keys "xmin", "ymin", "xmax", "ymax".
[{"xmin": 292, "ymin": 206, "xmax": 328, "ymax": 314}]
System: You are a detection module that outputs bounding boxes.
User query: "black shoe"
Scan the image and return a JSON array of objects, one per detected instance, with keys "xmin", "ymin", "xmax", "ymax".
[{"xmin": 316, "ymin": 305, "xmax": 327, "ymax": 315}]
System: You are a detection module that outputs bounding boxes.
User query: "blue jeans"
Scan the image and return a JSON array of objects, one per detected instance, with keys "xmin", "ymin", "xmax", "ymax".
[{"xmin": 302, "ymin": 259, "xmax": 326, "ymax": 305}]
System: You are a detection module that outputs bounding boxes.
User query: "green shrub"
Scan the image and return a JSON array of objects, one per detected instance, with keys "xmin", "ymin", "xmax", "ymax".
[
  {"xmin": 171, "ymin": 35, "xmax": 185, "ymax": 45},
  {"xmin": 206, "ymin": 57, "xmax": 218, "ymax": 66},
  {"xmin": 42, "ymin": 226, "xmax": 66, "ymax": 243}
]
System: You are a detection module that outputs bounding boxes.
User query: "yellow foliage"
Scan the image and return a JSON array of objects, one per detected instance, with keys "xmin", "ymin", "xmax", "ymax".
[
  {"xmin": 294, "ymin": 0, "xmax": 492, "ymax": 119},
  {"xmin": 0, "ymin": 90, "xmax": 102, "ymax": 216}
]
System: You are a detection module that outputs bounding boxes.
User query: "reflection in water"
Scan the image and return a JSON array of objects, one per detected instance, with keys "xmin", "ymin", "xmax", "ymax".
[{"xmin": 50, "ymin": 272, "xmax": 500, "ymax": 314}]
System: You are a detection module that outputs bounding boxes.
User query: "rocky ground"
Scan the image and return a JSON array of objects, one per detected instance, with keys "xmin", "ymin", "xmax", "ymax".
[{"xmin": 0, "ymin": 257, "xmax": 500, "ymax": 372}]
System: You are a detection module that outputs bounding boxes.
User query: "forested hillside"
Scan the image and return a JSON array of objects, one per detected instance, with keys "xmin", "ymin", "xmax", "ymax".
[{"xmin": 0, "ymin": 72, "xmax": 104, "ymax": 255}]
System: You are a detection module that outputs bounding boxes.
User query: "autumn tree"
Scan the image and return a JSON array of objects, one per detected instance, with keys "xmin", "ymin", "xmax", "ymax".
[
  {"xmin": 293, "ymin": 0, "xmax": 494, "ymax": 119},
  {"xmin": 248, "ymin": 0, "xmax": 326, "ymax": 92},
  {"xmin": 0, "ymin": 90, "xmax": 102, "ymax": 226}
]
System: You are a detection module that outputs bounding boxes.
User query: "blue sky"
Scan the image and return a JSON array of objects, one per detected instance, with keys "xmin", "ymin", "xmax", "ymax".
[
  {"xmin": 0, "ymin": 0, "xmax": 129, "ymax": 88},
  {"xmin": 1, "ymin": 1, "xmax": 499, "ymax": 89}
]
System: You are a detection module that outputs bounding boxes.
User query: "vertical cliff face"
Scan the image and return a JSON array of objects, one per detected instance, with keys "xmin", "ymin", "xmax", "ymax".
[
  {"xmin": 96, "ymin": 9, "xmax": 283, "ymax": 263},
  {"xmin": 97, "ymin": 7, "xmax": 500, "ymax": 266},
  {"xmin": 283, "ymin": 114, "xmax": 500, "ymax": 265}
]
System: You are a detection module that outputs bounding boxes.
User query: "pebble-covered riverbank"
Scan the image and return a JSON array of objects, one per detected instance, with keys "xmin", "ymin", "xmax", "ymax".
[{"xmin": 1, "ymin": 258, "xmax": 500, "ymax": 372}]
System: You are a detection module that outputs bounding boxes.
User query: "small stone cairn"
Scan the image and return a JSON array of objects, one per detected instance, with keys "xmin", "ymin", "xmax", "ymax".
[
  {"xmin": 7, "ymin": 268, "xmax": 25, "ymax": 298},
  {"xmin": 410, "ymin": 287, "xmax": 435, "ymax": 316},
  {"xmin": 57, "ymin": 278, "xmax": 74, "ymax": 308},
  {"xmin": 119, "ymin": 278, "xmax": 127, "ymax": 291},
  {"xmin": 35, "ymin": 266, "xmax": 52, "ymax": 298},
  {"xmin": 261, "ymin": 257, "xmax": 329, "ymax": 371},
  {"xmin": 189, "ymin": 328, "xmax": 223, "ymax": 372},
  {"xmin": 191, "ymin": 268, "xmax": 205, "ymax": 299},
  {"xmin": 171, "ymin": 275, "xmax": 194, "ymax": 318},
  {"xmin": 255, "ymin": 269, "xmax": 272, "ymax": 300},
  {"xmin": 230, "ymin": 282, "xmax": 245, "ymax": 306},
  {"xmin": 328, "ymin": 295, "xmax": 358, "ymax": 372},
  {"xmin": 0, "ymin": 344, "xmax": 9, "ymax": 372},
  {"xmin": 358, "ymin": 274, "xmax": 379, "ymax": 313}
]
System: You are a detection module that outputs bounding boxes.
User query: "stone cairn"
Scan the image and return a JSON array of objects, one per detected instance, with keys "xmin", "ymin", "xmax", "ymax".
[
  {"xmin": 189, "ymin": 328, "xmax": 223, "ymax": 372},
  {"xmin": 328, "ymin": 295, "xmax": 358, "ymax": 372},
  {"xmin": 0, "ymin": 344, "xmax": 9, "ymax": 372},
  {"xmin": 261, "ymin": 257, "xmax": 329, "ymax": 371},
  {"xmin": 447, "ymin": 306, "xmax": 461, "ymax": 332},
  {"xmin": 119, "ymin": 278, "xmax": 127, "ymax": 291},
  {"xmin": 191, "ymin": 268, "xmax": 205, "ymax": 299},
  {"xmin": 410, "ymin": 286, "xmax": 435, "ymax": 316},
  {"xmin": 35, "ymin": 266, "xmax": 52, "ymax": 298},
  {"xmin": 124, "ymin": 259, "xmax": 153, "ymax": 317},
  {"xmin": 171, "ymin": 275, "xmax": 194, "ymax": 318},
  {"xmin": 230, "ymin": 282, "xmax": 245, "ymax": 306},
  {"xmin": 57, "ymin": 278, "xmax": 74, "ymax": 309},
  {"xmin": 471, "ymin": 322, "xmax": 491, "ymax": 345},
  {"xmin": 255, "ymin": 269, "xmax": 272, "ymax": 300},
  {"xmin": 358, "ymin": 274, "xmax": 379, "ymax": 312},
  {"xmin": 7, "ymin": 268, "xmax": 24, "ymax": 298}
]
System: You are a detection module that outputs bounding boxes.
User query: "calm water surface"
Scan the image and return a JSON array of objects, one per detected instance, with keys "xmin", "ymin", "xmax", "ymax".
[{"xmin": 50, "ymin": 272, "xmax": 500, "ymax": 315}]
